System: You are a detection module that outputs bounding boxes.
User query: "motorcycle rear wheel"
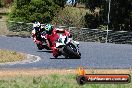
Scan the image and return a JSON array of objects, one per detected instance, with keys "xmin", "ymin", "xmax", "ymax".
[{"xmin": 37, "ymin": 44, "xmax": 43, "ymax": 50}]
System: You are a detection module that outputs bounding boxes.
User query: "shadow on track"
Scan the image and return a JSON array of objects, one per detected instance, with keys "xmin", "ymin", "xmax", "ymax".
[
  {"xmin": 50, "ymin": 57, "xmax": 81, "ymax": 59},
  {"xmin": 37, "ymin": 50, "xmax": 53, "ymax": 53},
  {"xmin": 37, "ymin": 50, "xmax": 81, "ymax": 59}
]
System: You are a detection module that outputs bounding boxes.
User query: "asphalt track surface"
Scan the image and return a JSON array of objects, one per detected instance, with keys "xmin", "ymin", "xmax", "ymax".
[{"xmin": 0, "ymin": 36, "xmax": 132, "ymax": 69}]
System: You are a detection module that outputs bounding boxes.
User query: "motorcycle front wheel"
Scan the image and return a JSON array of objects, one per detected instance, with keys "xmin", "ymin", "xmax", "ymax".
[{"xmin": 62, "ymin": 45, "xmax": 81, "ymax": 59}]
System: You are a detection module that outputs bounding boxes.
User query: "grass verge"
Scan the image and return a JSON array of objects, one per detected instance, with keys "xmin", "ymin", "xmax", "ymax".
[
  {"xmin": 0, "ymin": 69, "xmax": 131, "ymax": 88},
  {"xmin": 0, "ymin": 49, "xmax": 25, "ymax": 63},
  {"xmin": 6, "ymin": 31, "xmax": 31, "ymax": 38}
]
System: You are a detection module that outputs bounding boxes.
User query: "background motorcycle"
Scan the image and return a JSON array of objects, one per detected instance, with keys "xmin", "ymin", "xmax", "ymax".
[{"xmin": 34, "ymin": 31, "xmax": 51, "ymax": 50}]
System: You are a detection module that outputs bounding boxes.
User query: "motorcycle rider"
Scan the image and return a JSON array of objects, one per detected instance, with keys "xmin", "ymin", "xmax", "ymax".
[
  {"xmin": 32, "ymin": 21, "xmax": 46, "ymax": 50},
  {"xmin": 44, "ymin": 24, "xmax": 72, "ymax": 58}
]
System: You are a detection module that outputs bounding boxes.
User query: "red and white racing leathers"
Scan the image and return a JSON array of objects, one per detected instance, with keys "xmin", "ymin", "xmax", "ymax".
[{"xmin": 45, "ymin": 28, "xmax": 71, "ymax": 57}]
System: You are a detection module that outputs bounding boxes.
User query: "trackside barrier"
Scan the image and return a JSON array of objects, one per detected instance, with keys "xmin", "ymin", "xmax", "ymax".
[
  {"xmin": 61, "ymin": 26, "xmax": 132, "ymax": 44},
  {"xmin": 0, "ymin": 20, "xmax": 132, "ymax": 44}
]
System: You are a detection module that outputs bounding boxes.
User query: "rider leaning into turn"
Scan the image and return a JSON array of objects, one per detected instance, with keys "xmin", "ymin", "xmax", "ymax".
[
  {"xmin": 44, "ymin": 24, "xmax": 72, "ymax": 58},
  {"xmin": 32, "ymin": 21, "xmax": 45, "ymax": 50}
]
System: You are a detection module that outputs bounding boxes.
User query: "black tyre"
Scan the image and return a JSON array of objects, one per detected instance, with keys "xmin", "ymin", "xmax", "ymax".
[
  {"xmin": 62, "ymin": 45, "xmax": 81, "ymax": 59},
  {"xmin": 37, "ymin": 44, "xmax": 43, "ymax": 50},
  {"xmin": 37, "ymin": 44, "xmax": 51, "ymax": 50},
  {"xmin": 43, "ymin": 45, "xmax": 51, "ymax": 50},
  {"xmin": 68, "ymin": 43, "xmax": 77, "ymax": 52}
]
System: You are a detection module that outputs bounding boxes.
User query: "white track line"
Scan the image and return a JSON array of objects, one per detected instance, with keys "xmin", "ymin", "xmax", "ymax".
[{"xmin": 0, "ymin": 54, "xmax": 41, "ymax": 65}]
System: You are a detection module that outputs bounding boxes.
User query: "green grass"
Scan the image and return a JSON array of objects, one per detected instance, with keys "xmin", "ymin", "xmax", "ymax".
[
  {"xmin": 0, "ymin": 49, "xmax": 25, "ymax": 63},
  {"xmin": 0, "ymin": 74, "xmax": 131, "ymax": 88}
]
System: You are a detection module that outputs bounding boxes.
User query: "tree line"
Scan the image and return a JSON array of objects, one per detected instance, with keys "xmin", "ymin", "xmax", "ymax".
[
  {"xmin": 3, "ymin": 0, "xmax": 132, "ymax": 31},
  {"xmin": 78, "ymin": 0, "xmax": 132, "ymax": 31}
]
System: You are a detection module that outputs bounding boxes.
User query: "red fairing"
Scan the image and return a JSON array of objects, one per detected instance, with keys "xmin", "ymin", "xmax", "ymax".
[{"xmin": 32, "ymin": 33, "xmax": 43, "ymax": 45}]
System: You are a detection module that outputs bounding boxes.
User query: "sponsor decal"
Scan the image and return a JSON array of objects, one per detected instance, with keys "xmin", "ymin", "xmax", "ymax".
[{"xmin": 76, "ymin": 67, "xmax": 131, "ymax": 85}]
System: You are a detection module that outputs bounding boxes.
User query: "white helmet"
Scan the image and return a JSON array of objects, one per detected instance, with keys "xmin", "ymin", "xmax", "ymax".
[{"xmin": 33, "ymin": 22, "xmax": 40, "ymax": 28}]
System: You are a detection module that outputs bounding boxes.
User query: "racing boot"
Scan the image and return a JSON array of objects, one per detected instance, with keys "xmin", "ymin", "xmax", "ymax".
[
  {"xmin": 36, "ymin": 40, "xmax": 44, "ymax": 50},
  {"xmin": 53, "ymin": 48, "xmax": 59, "ymax": 58}
]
